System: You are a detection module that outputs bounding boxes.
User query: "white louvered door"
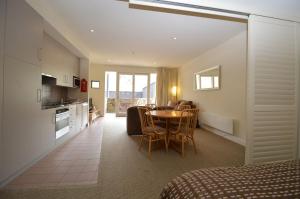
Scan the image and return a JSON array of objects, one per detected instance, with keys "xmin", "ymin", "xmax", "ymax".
[{"xmin": 246, "ymin": 15, "xmax": 299, "ymax": 164}]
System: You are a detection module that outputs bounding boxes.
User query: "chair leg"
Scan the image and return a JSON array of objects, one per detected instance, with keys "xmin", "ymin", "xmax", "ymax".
[
  {"xmin": 167, "ymin": 135, "xmax": 171, "ymax": 148},
  {"xmin": 164, "ymin": 135, "xmax": 168, "ymax": 152},
  {"xmin": 148, "ymin": 136, "xmax": 152, "ymax": 158},
  {"xmin": 139, "ymin": 136, "xmax": 144, "ymax": 151},
  {"xmin": 191, "ymin": 136, "xmax": 197, "ymax": 154},
  {"xmin": 181, "ymin": 137, "xmax": 185, "ymax": 157}
]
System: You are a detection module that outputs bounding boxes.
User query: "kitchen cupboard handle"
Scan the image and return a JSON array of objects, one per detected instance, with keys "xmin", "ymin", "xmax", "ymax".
[{"xmin": 37, "ymin": 89, "xmax": 42, "ymax": 103}]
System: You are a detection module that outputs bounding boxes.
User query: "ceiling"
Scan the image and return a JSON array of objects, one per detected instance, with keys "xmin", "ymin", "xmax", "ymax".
[{"xmin": 36, "ymin": 0, "xmax": 247, "ymax": 67}]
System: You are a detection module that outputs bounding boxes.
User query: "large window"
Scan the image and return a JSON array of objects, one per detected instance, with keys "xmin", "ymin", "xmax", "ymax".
[
  {"xmin": 149, "ymin": 73, "xmax": 157, "ymax": 104},
  {"xmin": 105, "ymin": 71, "xmax": 157, "ymax": 116},
  {"xmin": 105, "ymin": 72, "xmax": 117, "ymax": 113},
  {"xmin": 134, "ymin": 74, "xmax": 148, "ymax": 106}
]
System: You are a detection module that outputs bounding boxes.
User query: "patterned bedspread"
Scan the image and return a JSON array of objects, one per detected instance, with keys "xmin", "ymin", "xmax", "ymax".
[{"xmin": 160, "ymin": 160, "xmax": 300, "ymax": 199}]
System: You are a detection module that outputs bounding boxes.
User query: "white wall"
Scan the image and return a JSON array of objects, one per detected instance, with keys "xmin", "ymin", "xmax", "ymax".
[
  {"xmin": 178, "ymin": 30, "xmax": 247, "ymax": 140},
  {"xmin": 89, "ymin": 64, "xmax": 157, "ymax": 116},
  {"xmin": 0, "ymin": 0, "xmax": 6, "ymax": 182}
]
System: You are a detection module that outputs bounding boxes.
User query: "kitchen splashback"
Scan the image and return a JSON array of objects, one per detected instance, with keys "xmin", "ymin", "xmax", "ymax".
[{"xmin": 42, "ymin": 84, "xmax": 68, "ymax": 106}]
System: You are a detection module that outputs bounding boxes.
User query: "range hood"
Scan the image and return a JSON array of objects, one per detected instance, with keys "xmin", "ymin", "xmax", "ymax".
[{"xmin": 42, "ymin": 73, "xmax": 57, "ymax": 85}]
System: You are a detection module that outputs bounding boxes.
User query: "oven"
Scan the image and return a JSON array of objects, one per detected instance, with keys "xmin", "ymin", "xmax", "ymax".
[{"xmin": 55, "ymin": 108, "xmax": 70, "ymax": 139}]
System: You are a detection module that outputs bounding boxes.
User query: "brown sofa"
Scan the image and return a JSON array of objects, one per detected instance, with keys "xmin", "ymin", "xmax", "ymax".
[
  {"xmin": 155, "ymin": 100, "xmax": 196, "ymax": 110},
  {"xmin": 127, "ymin": 106, "xmax": 143, "ymax": 135}
]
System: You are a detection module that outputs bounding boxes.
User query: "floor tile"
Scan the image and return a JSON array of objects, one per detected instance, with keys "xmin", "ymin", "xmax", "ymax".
[{"xmin": 6, "ymin": 118, "xmax": 103, "ymax": 189}]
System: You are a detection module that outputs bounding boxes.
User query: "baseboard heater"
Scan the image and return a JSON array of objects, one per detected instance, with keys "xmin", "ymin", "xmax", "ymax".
[{"xmin": 201, "ymin": 112, "xmax": 234, "ymax": 135}]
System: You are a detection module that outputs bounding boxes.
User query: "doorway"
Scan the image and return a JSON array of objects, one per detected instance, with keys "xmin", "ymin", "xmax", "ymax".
[
  {"xmin": 105, "ymin": 71, "xmax": 157, "ymax": 117},
  {"xmin": 104, "ymin": 71, "xmax": 117, "ymax": 115}
]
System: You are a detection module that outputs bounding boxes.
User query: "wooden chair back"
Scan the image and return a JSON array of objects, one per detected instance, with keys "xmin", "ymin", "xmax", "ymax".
[
  {"xmin": 184, "ymin": 109, "xmax": 199, "ymax": 136},
  {"xmin": 172, "ymin": 110, "xmax": 191, "ymax": 133},
  {"xmin": 137, "ymin": 107, "xmax": 155, "ymax": 133}
]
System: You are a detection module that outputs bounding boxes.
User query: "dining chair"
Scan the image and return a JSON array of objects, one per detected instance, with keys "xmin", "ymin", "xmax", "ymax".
[
  {"xmin": 168, "ymin": 108, "xmax": 199, "ymax": 157},
  {"xmin": 170, "ymin": 104, "xmax": 191, "ymax": 126},
  {"xmin": 145, "ymin": 104, "xmax": 166, "ymax": 128},
  {"xmin": 137, "ymin": 107, "xmax": 168, "ymax": 158}
]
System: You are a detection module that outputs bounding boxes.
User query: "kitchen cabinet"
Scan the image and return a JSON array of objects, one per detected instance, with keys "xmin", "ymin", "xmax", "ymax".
[
  {"xmin": 69, "ymin": 104, "xmax": 77, "ymax": 133},
  {"xmin": 82, "ymin": 103, "xmax": 89, "ymax": 130},
  {"xmin": 2, "ymin": 56, "xmax": 43, "ymax": 178},
  {"xmin": 41, "ymin": 33, "xmax": 79, "ymax": 88},
  {"xmin": 5, "ymin": 0, "xmax": 43, "ymax": 66},
  {"xmin": 57, "ymin": 73, "xmax": 73, "ymax": 88},
  {"xmin": 0, "ymin": 0, "xmax": 50, "ymax": 182},
  {"xmin": 76, "ymin": 104, "xmax": 83, "ymax": 133},
  {"xmin": 75, "ymin": 102, "xmax": 89, "ymax": 132},
  {"xmin": 40, "ymin": 109, "xmax": 56, "ymax": 151}
]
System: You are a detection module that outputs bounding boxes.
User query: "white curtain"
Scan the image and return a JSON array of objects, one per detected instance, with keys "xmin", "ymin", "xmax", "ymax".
[{"xmin": 156, "ymin": 67, "xmax": 178, "ymax": 106}]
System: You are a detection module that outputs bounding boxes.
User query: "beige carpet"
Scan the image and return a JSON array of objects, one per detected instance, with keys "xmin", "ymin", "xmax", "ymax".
[{"xmin": 0, "ymin": 116, "xmax": 244, "ymax": 199}]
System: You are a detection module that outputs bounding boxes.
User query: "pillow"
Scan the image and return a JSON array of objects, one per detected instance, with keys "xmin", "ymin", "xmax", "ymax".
[
  {"xmin": 167, "ymin": 100, "xmax": 176, "ymax": 107},
  {"xmin": 175, "ymin": 100, "xmax": 193, "ymax": 110}
]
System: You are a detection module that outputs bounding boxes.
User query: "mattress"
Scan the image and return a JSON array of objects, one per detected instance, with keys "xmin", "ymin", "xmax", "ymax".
[{"xmin": 160, "ymin": 160, "xmax": 300, "ymax": 198}]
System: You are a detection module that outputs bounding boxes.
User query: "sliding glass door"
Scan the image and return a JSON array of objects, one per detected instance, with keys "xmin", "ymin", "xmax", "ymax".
[
  {"xmin": 115, "ymin": 73, "xmax": 156, "ymax": 116},
  {"xmin": 134, "ymin": 74, "xmax": 148, "ymax": 106},
  {"xmin": 116, "ymin": 74, "xmax": 134, "ymax": 116}
]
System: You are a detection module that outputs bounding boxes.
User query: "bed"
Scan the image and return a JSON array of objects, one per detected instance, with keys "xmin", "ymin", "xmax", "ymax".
[{"xmin": 160, "ymin": 160, "xmax": 300, "ymax": 198}]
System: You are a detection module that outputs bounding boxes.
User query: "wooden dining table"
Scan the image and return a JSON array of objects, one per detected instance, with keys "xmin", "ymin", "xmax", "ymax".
[{"xmin": 147, "ymin": 110, "xmax": 193, "ymax": 133}]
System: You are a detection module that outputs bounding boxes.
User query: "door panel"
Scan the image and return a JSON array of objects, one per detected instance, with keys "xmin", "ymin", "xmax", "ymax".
[
  {"xmin": 5, "ymin": 0, "xmax": 43, "ymax": 66},
  {"xmin": 117, "ymin": 74, "xmax": 133, "ymax": 116},
  {"xmin": 0, "ymin": 0, "xmax": 6, "ymax": 182},
  {"xmin": 2, "ymin": 56, "xmax": 43, "ymax": 179},
  {"xmin": 246, "ymin": 16, "xmax": 298, "ymax": 164},
  {"xmin": 134, "ymin": 74, "xmax": 148, "ymax": 106}
]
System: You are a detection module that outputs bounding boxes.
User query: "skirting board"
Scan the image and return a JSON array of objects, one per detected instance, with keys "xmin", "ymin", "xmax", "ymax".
[{"xmin": 202, "ymin": 124, "xmax": 246, "ymax": 146}]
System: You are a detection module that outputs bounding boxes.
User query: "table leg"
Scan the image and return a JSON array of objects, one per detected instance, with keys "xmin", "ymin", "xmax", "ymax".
[{"xmin": 166, "ymin": 118, "xmax": 170, "ymax": 142}]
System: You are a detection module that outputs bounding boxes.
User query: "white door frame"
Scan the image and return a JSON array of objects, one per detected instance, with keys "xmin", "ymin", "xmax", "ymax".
[{"xmin": 115, "ymin": 72, "xmax": 151, "ymax": 116}]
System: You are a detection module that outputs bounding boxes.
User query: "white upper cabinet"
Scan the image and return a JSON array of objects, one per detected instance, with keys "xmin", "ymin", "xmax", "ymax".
[
  {"xmin": 42, "ymin": 33, "xmax": 80, "ymax": 87},
  {"xmin": 5, "ymin": 0, "xmax": 43, "ymax": 66}
]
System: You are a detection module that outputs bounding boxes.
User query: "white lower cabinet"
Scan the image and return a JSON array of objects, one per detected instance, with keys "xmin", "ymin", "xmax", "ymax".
[
  {"xmin": 74, "ymin": 103, "xmax": 89, "ymax": 132},
  {"xmin": 81, "ymin": 102, "xmax": 89, "ymax": 130},
  {"xmin": 69, "ymin": 104, "xmax": 77, "ymax": 134},
  {"xmin": 76, "ymin": 104, "xmax": 83, "ymax": 133}
]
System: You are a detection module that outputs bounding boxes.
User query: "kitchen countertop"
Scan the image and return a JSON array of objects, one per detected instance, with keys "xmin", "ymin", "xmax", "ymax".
[{"xmin": 42, "ymin": 101, "xmax": 87, "ymax": 110}]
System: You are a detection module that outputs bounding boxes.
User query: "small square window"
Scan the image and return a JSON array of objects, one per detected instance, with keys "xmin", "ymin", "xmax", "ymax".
[{"xmin": 91, "ymin": 80, "xmax": 100, "ymax": 89}]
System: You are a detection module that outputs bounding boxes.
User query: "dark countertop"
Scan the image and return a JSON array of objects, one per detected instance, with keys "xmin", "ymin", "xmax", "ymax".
[{"xmin": 42, "ymin": 101, "xmax": 87, "ymax": 110}]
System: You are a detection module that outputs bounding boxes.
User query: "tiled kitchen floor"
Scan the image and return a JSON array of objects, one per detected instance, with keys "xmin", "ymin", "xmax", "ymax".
[{"xmin": 6, "ymin": 118, "xmax": 103, "ymax": 189}]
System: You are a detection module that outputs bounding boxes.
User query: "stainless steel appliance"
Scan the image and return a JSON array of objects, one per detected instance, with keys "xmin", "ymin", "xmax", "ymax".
[
  {"xmin": 73, "ymin": 76, "xmax": 80, "ymax": 88},
  {"xmin": 55, "ymin": 108, "xmax": 70, "ymax": 139}
]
